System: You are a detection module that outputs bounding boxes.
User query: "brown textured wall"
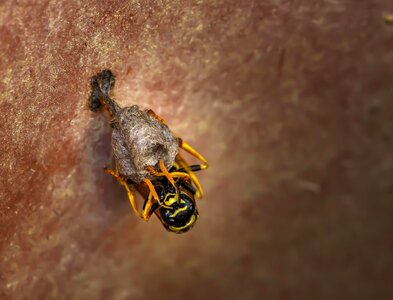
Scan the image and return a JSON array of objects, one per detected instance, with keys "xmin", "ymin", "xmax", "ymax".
[{"xmin": 1, "ymin": 1, "xmax": 393, "ymax": 299}]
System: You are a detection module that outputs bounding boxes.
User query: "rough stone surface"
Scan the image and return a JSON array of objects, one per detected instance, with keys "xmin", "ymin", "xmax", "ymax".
[{"xmin": 1, "ymin": 0, "xmax": 393, "ymax": 299}]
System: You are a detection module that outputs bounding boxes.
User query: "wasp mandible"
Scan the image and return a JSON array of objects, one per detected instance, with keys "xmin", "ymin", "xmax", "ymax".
[{"xmin": 88, "ymin": 70, "xmax": 208, "ymax": 233}]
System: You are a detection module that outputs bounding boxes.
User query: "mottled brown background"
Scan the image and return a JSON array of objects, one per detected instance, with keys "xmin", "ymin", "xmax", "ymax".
[{"xmin": 1, "ymin": 0, "xmax": 393, "ymax": 299}]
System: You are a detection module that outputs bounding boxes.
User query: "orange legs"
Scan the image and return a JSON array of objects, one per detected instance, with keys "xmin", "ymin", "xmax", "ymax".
[
  {"xmin": 178, "ymin": 138, "xmax": 208, "ymax": 170},
  {"xmin": 104, "ymin": 167, "xmax": 139, "ymax": 217},
  {"xmin": 106, "ymin": 109, "xmax": 209, "ymax": 221},
  {"xmin": 177, "ymin": 138, "xmax": 209, "ymax": 198},
  {"xmin": 146, "ymin": 160, "xmax": 190, "ymax": 187},
  {"xmin": 146, "ymin": 109, "xmax": 165, "ymax": 124},
  {"xmin": 141, "ymin": 178, "xmax": 159, "ymax": 220},
  {"xmin": 104, "ymin": 164, "xmax": 160, "ymax": 221},
  {"xmin": 146, "ymin": 109, "xmax": 209, "ymax": 198},
  {"xmin": 175, "ymin": 154, "xmax": 205, "ymax": 199}
]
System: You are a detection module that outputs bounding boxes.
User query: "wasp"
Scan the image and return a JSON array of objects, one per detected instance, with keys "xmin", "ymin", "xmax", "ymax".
[{"xmin": 88, "ymin": 70, "xmax": 208, "ymax": 233}]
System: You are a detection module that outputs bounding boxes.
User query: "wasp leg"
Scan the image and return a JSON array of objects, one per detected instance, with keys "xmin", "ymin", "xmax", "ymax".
[
  {"xmin": 145, "ymin": 109, "xmax": 208, "ymax": 170},
  {"xmin": 146, "ymin": 109, "xmax": 208, "ymax": 164},
  {"xmin": 178, "ymin": 138, "xmax": 208, "ymax": 169},
  {"xmin": 146, "ymin": 160, "xmax": 190, "ymax": 187},
  {"xmin": 104, "ymin": 167, "xmax": 140, "ymax": 218},
  {"xmin": 158, "ymin": 160, "xmax": 176, "ymax": 186},
  {"xmin": 105, "ymin": 166, "xmax": 160, "ymax": 221},
  {"xmin": 175, "ymin": 154, "xmax": 205, "ymax": 199},
  {"xmin": 145, "ymin": 109, "xmax": 208, "ymax": 198},
  {"xmin": 146, "ymin": 109, "xmax": 166, "ymax": 124},
  {"xmin": 147, "ymin": 168, "xmax": 190, "ymax": 181},
  {"xmin": 141, "ymin": 192, "xmax": 154, "ymax": 221},
  {"xmin": 141, "ymin": 178, "xmax": 160, "ymax": 221}
]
